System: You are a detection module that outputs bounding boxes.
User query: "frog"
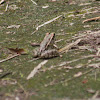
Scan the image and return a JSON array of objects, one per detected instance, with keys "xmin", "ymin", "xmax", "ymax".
[{"xmin": 33, "ymin": 33, "xmax": 59, "ymax": 58}]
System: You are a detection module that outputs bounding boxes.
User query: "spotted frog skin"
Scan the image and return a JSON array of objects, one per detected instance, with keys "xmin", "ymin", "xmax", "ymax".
[{"xmin": 33, "ymin": 33, "xmax": 59, "ymax": 58}]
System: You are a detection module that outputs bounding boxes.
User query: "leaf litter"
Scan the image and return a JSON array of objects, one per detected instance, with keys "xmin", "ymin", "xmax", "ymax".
[
  {"xmin": 0, "ymin": 48, "xmax": 27, "ymax": 63},
  {"xmin": 43, "ymin": 29, "xmax": 100, "ymax": 87}
]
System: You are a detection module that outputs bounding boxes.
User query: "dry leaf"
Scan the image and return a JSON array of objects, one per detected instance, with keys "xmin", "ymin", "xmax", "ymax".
[
  {"xmin": 82, "ymin": 79, "xmax": 88, "ymax": 84},
  {"xmin": 8, "ymin": 48, "xmax": 26, "ymax": 54}
]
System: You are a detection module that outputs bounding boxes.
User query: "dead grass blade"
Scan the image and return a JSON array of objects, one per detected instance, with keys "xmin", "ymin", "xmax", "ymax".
[
  {"xmin": 59, "ymin": 39, "xmax": 81, "ymax": 53},
  {"xmin": 0, "ymin": 0, "xmax": 5, "ymax": 4},
  {"xmin": 66, "ymin": 55, "xmax": 96, "ymax": 64},
  {"xmin": 91, "ymin": 91, "xmax": 99, "ymax": 99},
  {"xmin": 30, "ymin": 0, "xmax": 37, "ymax": 5},
  {"xmin": 0, "ymin": 54, "xmax": 20, "ymax": 63},
  {"xmin": 5, "ymin": 4, "xmax": 8, "ymax": 11},
  {"xmin": 27, "ymin": 60, "xmax": 48, "ymax": 80},
  {"xmin": 36, "ymin": 15, "xmax": 62, "ymax": 30},
  {"xmin": 0, "ymin": 72, "xmax": 12, "ymax": 79},
  {"xmin": 83, "ymin": 16, "xmax": 100, "ymax": 23},
  {"xmin": 32, "ymin": 15, "xmax": 62, "ymax": 34}
]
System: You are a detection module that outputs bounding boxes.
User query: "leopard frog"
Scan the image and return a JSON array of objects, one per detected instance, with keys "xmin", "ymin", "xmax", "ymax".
[{"xmin": 33, "ymin": 33, "xmax": 59, "ymax": 58}]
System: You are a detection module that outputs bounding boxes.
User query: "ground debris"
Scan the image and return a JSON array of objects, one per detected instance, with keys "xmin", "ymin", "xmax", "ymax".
[
  {"xmin": 0, "ymin": 0, "xmax": 5, "ymax": 5},
  {"xmin": 32, "ymin": 15, "xmax": 62, "ymax": 34},
  {"xmin": 30, "ymin": 0, "xmax": 37, "ymax": 5},
  {"xmin": 0, "ymin": 47, "xmax": 27, "ymax": 63},
  {"xmin": 79, "ymin": 2, "xmax": 92, "ymax": 6},
  {"xmin": 9, "ymin": 5, "xmax": 19, "ymax": 10},
  {"xmin": 83, "ymin": 16, "xmax": 100, "ymax": 23},
  {"xmin": 31, "ymin": 43, "xmax": 40, "ymax": 46},
  {"xmin": 7, "ymin": 25, "xmax": 20, "ymax": 29},
  {"xmin": 86, "ymin": 88, "xmax": 96, "ymax": 94},
  {"xmin": 59, "ymin": 39, "xmax": 81, "ymax": 53},
  {"xmin": 0, "ymin": 72, "xmax": 12, "ymax": 79},
  {"xmin": 0, "ymin": 54, "xmax": 20, "ymax": 63},
  {"xmin": 74, "ymin": 72, "xmax": 82, "ymax": 77},
  {"xmin": 88, "ymin": 63, "xmax": 100, "ymax": 68},
  {"xmin": 82, "ymin": 79, "xmax": 88, "ymax": 84},
  {"xmin": 0, "ymin": 78, "xmax": 17, "ymax": 86},
  {"xmin": 74, "ymin": 30, "xmax": 100, "ymax": 53},
  {"xmin": 27, "ymin": 60, "xmax": 48, "ymax": 80},
  {"xmin": 75, "ymin": 64, "xmax": 83, "ymax": 68},
  {"xmin": 42, "ymin": 5, "xmax": 49, "ymax": 9},
  {"xmin": 7, "ymin": 48, "xmax": 27, "ymax": 54},
  {"xmin": 5, "ymin": 4, "xmax": 8, "ymax": 11},
  {"xmin": 0, "ymin": 0, "xmax": 100, "ymax": 99},
  {"xmin": 45, "ymin": 68, "xmax": 94, "ymax": 87},
  {"xmin": 90, "ymin": 91, "xmax": 100, "ymax": 100}
]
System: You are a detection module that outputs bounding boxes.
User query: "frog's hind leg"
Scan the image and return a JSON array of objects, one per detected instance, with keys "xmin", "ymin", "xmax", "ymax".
[{"xmin": 40, "ymin": 49, "xmax": 59, "ymax": 59}]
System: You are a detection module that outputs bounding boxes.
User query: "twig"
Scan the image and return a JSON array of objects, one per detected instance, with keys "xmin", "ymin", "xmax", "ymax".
[
  {"xmin": 32, "ymin": 15, "xmax": 62, "ymax": 34},
  {"xmin": 0, "ymin": 0, "xmax": 5, "ymax": 4},
  {"xmin": 5, "ymin": 4, "xmax": 8, "ymax": 11},
  {"xmin": 66, "ymin": 55, "xmax": 96, "ymax": 64},
  {"xmin": 91, "ymin": 91, "xmax": 99, "ymax": 99},
  {"xmin": 83, "ymin": 16, "xmax": 100, "ymax": 23},
  {"xmin": 31, "ymin": 29, "xmax": 38, "ymax": 34},
  {"xmin": 55, "ymin": 39, "xmax": 63, "ymax": 43},
  {"xmin": 27, "ymin": 60, "xmax": 48, "ymax": 80},
  {"xmin": 88, "ymin": 63, "xmax": 100, "ymax": 68},
  {"xmin": 0, "ymin": 72, "xmax": 12, "ymax": 79},
  {"xmin": 57, "ymin": 55, "xmax": 96, "ymax": 68},
  {"xmin": 28, "ymin": 58, "xmax": 40, "ymax": 62},
  {"xmin": 58, "ymin": 39, "xmax": 81, "ymax": 53},
  {"xmin": 36, "ymin": 15, "xmax": 62, "ymax": 30},
  {"xmin": 30, "ymin": 0, "xmax": 37, "ymax": 5},
  {"xmin": 31, "ymin": 43, "xmax": 40, "ymax": 46},
  {"xmin": 0, "ymin": 54, "xmax": 20, "ymax": 63}
]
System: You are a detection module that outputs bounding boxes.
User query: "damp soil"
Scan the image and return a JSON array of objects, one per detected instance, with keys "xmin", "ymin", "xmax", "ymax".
[{"xmin": 0, "ymin": 0, "xmax": 100, "ymax": 100}]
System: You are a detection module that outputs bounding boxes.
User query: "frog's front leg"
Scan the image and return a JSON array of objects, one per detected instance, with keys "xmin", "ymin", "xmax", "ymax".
[
  {"xmin": 40, "ymin": 49, "xmax": 59, "ymax": 59},
  {"xmin": 33, "ymin": 48, "xmax": 41, "ymax": 58}
]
